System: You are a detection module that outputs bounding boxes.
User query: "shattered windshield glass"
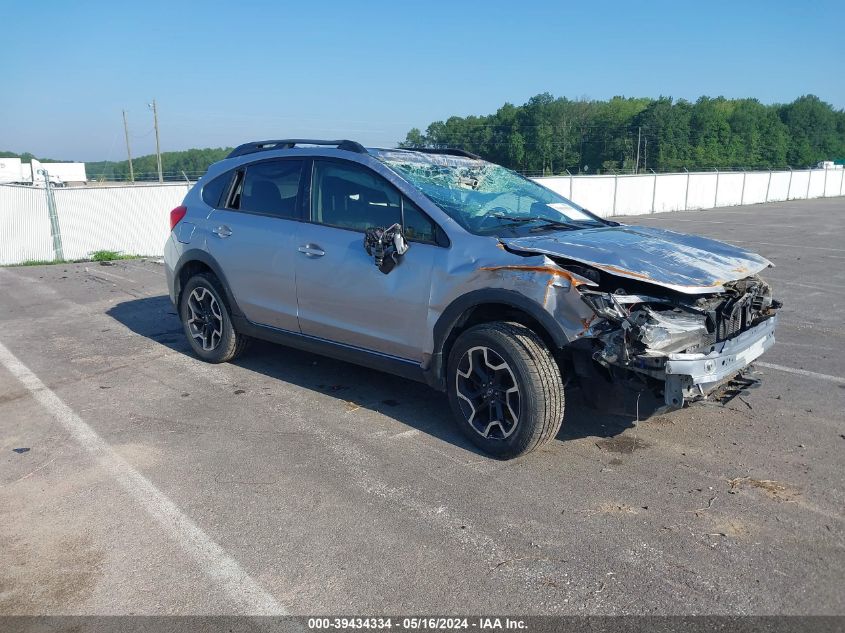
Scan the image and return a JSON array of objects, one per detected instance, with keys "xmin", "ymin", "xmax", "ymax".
[{"xmin": 373, "ymin": 149, "xmax": 607, "ymax": 235}]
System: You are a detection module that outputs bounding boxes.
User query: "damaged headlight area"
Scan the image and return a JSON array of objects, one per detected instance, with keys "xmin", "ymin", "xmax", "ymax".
[
  {"xmin": 577, "ymin": 276, "xmax": 782, "ymax": 408},
  {"xmin": 633, "ymin": 308, "xmax": 709, "ymax": 353}
]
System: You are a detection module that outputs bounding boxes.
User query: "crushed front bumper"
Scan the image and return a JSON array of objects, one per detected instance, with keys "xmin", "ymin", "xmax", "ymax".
[{"xmin": 662, "ymin": 315, "xmax": 777, "ymax": 407}]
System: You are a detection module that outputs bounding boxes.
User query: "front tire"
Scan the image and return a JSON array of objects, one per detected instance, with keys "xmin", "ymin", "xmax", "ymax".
[
  {"xmin": 179, "ymin": 273, "xmax": 249, "ymax": 363},
  {"xmin": 446, "ymin": 322, "xmax": 565, "ymax": 459}
]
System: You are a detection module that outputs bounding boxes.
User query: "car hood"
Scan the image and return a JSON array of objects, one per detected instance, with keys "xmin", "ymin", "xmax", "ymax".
[{"xmin": 500, "ymin": 225, "xmax": 772, "ymax": 294}]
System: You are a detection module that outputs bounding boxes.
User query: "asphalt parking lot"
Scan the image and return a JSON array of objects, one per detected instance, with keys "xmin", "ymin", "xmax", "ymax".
[{"xmin": 1, "ymin": 197, "xmax": 843, "ymax": 616}]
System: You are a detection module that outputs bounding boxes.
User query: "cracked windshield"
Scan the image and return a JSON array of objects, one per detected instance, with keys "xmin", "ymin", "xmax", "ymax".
[{"xmin": 375, "ymin": 150, "xmax": 608, "ymax": 236}]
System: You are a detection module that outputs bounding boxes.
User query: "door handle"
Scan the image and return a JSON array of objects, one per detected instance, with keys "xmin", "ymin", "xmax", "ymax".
[
  {"xmin": 213, "ymin": 225, "xmax": 232, "ymax": 238},
  {"xmin": 298, "ymin": 244, "xmax": 325, "ymax": 258}
]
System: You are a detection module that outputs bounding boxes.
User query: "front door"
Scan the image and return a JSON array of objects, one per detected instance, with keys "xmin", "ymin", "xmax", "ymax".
[{"xmin": 294, "ymin": 159, "xmax": 441, "ymax": 361}]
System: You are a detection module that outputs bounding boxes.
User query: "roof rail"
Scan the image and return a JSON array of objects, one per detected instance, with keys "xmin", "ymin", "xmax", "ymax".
[
  {"xmin": 403, "ymin": 147, "xmax": 483, "ymax": 160},
  {"xmin": 226, "ymin": 139, "xmax": 366, "ymax": 159}
]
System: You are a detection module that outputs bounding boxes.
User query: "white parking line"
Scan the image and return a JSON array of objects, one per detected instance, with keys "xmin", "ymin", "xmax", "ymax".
[
  {"xmin": 756, "ymin": 361, "xmax": 845, "ymax": 384},
  {"xmin": 0, "ymin": 338, "xmax": 289, "ymax": 616},
  {"xmin": 388, "ymin": 428, "xmax": 421, "ymax": 440},
  {"xmin": 773, "ymin": 278, "xmax": 845, "ymax": 294},
  {"xmin": 634, "ymin": 218, "xmax": 806, "ymax": 230},
  {"xmin": 733, "ymin": 240, "xmax": 845, "ymax": 254},
  {"xmin": 84, "ymin": 265, "xmax": 137, "ymax": 284}
]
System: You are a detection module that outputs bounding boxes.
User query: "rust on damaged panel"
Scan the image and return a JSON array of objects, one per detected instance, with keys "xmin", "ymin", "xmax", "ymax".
[{"xmin": 479, "ymin": 265, "xmax": 592, "ymax": 287}]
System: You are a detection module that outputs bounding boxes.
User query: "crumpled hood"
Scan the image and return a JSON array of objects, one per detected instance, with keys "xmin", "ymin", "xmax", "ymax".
[{"xmin": 501, "ymin": 225, "xmax": 772, "ymax": 294}]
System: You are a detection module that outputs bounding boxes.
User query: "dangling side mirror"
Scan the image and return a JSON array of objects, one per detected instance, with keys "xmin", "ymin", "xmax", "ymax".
[{"xmin": 363, "ymin": 223, "xmax": 409, "ymax": 274}]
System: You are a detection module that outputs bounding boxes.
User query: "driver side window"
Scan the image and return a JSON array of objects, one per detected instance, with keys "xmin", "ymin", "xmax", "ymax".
[
  {"xmin": 312, "ymin": 161, "xmax": 401, "ymax": 231},
  {"xmin": 311, "ymin": 160, "xmax": 437, "ymax": 243}
]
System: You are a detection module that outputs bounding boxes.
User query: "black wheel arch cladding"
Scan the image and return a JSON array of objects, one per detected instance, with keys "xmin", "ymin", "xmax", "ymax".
[
  {"xmin": 425, "ymin": 288, "xmax": 569, "ymax": 390},
  {"xmin": 174, "ymin": 249, "xmax": 244, "ymax": 318}
]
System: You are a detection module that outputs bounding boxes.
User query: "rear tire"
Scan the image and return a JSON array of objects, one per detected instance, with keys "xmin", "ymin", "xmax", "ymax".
[
  {"xmin": 446, "ymin": 321, "xmax": 564, "ymax": 459},
  {"xmin": 179, "ymin": 273, "xmax": 249, "ymax": 363}
]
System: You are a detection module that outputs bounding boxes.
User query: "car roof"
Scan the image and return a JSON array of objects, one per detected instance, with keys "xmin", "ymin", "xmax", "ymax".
[{"xmin": 225, "ymin": 139, "xmax": 482, "ymax": 162}]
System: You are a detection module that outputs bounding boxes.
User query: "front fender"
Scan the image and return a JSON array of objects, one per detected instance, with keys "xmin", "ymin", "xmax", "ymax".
[{"xmin": 424, "ymin": 288, "xmax": 571, "ymax": 390}]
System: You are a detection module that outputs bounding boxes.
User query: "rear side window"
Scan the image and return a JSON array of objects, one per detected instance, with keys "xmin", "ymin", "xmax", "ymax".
[
  {"xmin": 201, "ymin": 173, "xmax": 232, "ymax": 208},
  {"xmin": 228, "ymin": 159, "xmax": 303, "ymax": 219}
]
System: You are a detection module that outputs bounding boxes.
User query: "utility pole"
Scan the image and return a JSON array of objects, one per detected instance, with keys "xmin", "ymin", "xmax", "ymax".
[
  {"xmin": 148, "ymin": 99, "xmax": 163, "ymax": 183},
  {"xmin": 122, "ymin": 110, "xmax": 135, "ymax": 182},
  {"xmin": 634, "ymin": 126, "xmax": 641, "ymax": 174}
]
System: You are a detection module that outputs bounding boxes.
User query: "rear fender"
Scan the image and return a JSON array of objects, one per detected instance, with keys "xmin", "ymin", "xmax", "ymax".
[{"xmin": 173, "ymin": 249, "xmax": 244, "ymax": 317}]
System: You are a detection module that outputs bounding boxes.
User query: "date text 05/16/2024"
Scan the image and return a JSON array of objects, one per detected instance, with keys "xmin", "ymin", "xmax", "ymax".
[{"xmin": 307, "ymin": 617, "xmax": 528, "ymax": 630}]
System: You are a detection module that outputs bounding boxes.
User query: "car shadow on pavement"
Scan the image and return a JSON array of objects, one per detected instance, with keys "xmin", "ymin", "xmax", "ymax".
[{"xmin": 107, "ymin": 296, "xmax": 645, "ymax": 457}]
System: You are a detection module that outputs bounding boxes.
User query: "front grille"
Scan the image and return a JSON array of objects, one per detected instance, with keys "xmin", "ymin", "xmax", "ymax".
[
  {"xmin": 649, "ymin": 278, "xmax": 778, "ymax": 356},
  {"xmin": 706, "ymin": 292, "xmax": 766, "ymax": 345},
  {"xmin": 717, "ymin": 308, "xmax": 744, "ymax": 341}
]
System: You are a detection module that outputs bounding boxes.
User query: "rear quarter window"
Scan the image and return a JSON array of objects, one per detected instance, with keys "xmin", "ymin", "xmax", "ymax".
[{"xmin": 201, "ymin": 173, "xmax": 232, "ymax": 208}]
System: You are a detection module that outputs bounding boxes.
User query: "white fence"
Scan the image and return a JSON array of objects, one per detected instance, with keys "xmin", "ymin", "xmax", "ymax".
[
  {"xmin": 0, "ymin": 168, "xmax": 843, "ymax": 265},
  {"xmin": 0, "ymin": 183, "xmax": 191, "ymax": 265},
  {"xmin": 535, "ymin": 167, "xmax": 844, "ymax": 217}
]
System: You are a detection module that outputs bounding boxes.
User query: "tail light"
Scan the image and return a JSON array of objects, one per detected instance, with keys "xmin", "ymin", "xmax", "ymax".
[{"xmin": 170, "ymin": 206, "xmax": 187, "ymax": 230}]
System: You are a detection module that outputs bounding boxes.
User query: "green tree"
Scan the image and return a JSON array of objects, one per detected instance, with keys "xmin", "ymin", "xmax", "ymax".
[
  {"xmin": 399, "ymin": 128, "xmax": 426, "ymax": 148},
  {"xmin": 400, "ymin": 93, "xmax": 844, "ymax": 174},
  {"xmin": 779, "ymin": 95, "xmax": 842, "ymax": 167}
]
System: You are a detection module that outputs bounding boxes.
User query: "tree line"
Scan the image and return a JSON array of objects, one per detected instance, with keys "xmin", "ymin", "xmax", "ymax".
[
  {"xmin": 85, "ymin": 147, "xmax": 232, "ymax": 181},
  {"xmin": 400, "ymin": 94, "xmax": 845, "ymax": 175},
  {"xmin": 5, "ymin": 94, "xmax": 844, "ymax": 181},
  {"xmin": 0, "ymin": 150, "xmax": 63, "ymax": 163},
  {"xmin": 1, "ymin": 147, "xmax": 233, "ymax": 182}
]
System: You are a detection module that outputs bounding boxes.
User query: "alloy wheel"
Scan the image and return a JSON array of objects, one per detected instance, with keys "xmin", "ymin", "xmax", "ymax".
[
  {"xmin": 186, "ymin": 286, "xmax": 223, "ymax": 351},
  {"xmin": 455, "ymin": 346, "xmax": 520, "ymax": 440}
]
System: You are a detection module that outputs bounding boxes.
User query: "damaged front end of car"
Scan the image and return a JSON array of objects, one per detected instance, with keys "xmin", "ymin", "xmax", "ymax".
[
  {"xmin": 499, "ymin": 226, "xmax": 782, "ymax": 410},
  {"xmin": 577, "ymin": 277, "xmax": 781, "ymax": 408}
]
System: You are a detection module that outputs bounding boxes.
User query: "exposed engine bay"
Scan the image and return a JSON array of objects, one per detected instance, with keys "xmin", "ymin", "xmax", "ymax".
[
  {"xmin": 579, "ymin": 275, "xmax": 780, "ymax": 360},
  {"xmin": 556, "ymin": 259, "xmax": 782, "ymax": 409}
]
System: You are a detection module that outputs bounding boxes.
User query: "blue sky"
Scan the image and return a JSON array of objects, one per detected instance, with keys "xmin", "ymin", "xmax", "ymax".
[{"xmin": 2, "ymin": 0, "xmax": 842, "ymax": 162}]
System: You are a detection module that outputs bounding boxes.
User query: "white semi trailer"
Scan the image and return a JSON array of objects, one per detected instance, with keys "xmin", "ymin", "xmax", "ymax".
[{"xmin": 0, "ymin": 157, "xmax": 87, "ymax": 186}]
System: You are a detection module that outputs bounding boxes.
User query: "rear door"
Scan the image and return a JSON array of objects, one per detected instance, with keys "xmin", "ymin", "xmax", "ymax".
[
  {"xmin": 294, "ymin": 159, "xmax": 442, "ymax": 361},
  {"xmin": 205, "ymin": 158, "xmax": 304, "ymax": 332}
]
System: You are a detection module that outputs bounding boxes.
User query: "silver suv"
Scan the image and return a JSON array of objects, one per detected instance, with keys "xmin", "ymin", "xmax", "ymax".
[{"xmin": 164, "ymin": 139, "xmax": 780, "ymax": 458}]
